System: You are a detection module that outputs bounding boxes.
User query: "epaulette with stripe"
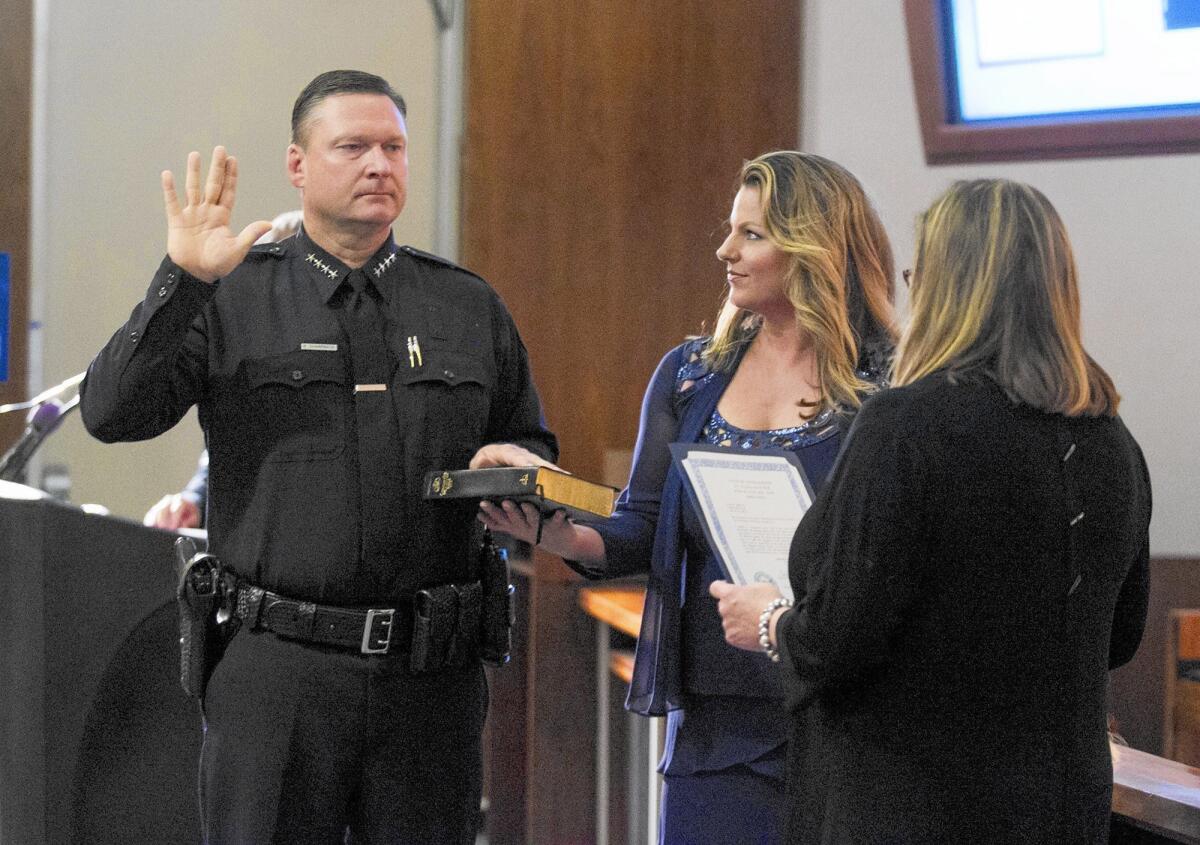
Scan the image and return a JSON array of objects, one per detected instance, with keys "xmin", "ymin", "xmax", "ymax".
[{"xmin": 246, "ymin": 239, "xmax": 291, "ymax": 261}]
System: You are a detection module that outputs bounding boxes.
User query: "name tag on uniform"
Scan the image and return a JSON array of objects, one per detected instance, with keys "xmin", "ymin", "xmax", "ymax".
[
  {"xmin": 355, "ymin": 384, "xmax": 388, "ymax": 393},
  {"xmin": 301, "ymin": 342, "xmax": 339, "ymax": 352}
]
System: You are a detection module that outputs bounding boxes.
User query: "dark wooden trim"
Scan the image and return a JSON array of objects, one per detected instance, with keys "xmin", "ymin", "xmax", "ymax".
[
  {"xmin": 0, "ymin": 0, "xmax": 32, "ymax": 453},
  {"xmin": 524, "ymin": 555, "xmax": 598, "ymax": 844},
  {"xmin": 903, "ymin": 0, "xmax": 1200, "ymax": 164},
  {"xmin": 1111, "ymin": 559, "xmax": 1200, "ymax": 757}
]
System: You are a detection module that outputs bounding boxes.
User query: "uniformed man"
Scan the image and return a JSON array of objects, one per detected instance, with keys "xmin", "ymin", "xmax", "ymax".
[{"xmin": 81, "ymin": 69, "xmax": 557, "ymax": 843}]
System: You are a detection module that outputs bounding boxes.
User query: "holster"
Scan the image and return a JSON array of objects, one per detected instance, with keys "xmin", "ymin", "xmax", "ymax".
[
  {"xmin": 478, "ymin": 528, "xmax": 515, "ymax": 667},
  {"xmin": 410, "ymin": 583, "xmax": 461, "ymax": 673},
  {"xmin": 174, "ymin": 537, "xmax": 238, "ymax": 699}
]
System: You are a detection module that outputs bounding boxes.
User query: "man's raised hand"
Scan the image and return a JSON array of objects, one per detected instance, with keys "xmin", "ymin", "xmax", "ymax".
[{"xmin": 161, "ymin": 147, "xmax": 274, "ymax": 283}]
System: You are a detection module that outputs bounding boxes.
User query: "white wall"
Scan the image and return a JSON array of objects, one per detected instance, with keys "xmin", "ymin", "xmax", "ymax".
[
  {"xmin": 35, "ymin": 0, "xmax": 440, "ymax": 522},
  {"xmin": 801, "ymin": 2, "xmax": 1200, "ymax": 556}
]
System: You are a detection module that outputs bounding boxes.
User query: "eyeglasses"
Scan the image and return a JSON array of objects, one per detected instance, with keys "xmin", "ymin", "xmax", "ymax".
[{"xmin": 902, "ymin": 268, "xmax": 912, "ymax": 288}]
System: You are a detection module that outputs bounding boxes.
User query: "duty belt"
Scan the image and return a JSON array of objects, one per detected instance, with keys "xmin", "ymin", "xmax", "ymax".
[{"xmin": 234, "ymin": 580, "xmax": 483, "ymax": 670}]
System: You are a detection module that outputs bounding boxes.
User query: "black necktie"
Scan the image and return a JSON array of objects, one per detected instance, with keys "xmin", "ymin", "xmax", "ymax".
[
  {"xmin": 344, "ymin": 270, "xmax": 393, "ymax": 385},
  {"xmin": 342, "ymin": 270, "xmax": 403, "ymax": 567}
]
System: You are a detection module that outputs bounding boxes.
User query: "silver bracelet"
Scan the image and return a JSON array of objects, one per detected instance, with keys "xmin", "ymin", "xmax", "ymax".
[{"xmin": 758, "ymin": 597, "xmax": 793, "ymax": 663}]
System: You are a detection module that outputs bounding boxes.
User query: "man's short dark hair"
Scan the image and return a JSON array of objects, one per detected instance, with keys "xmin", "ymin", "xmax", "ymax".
[{"xmin": 291, "ymin": 70, "xmax": 407, "ymax": 146}]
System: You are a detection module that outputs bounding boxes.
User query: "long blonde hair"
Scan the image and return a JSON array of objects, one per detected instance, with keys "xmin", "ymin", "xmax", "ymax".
[
  {"xmin": 705, "ymin": 152, "xmax": 897, "ymax": 414},
  {"xmin": 893, "ymin": 179, "xmax": 1119, "ymax": 416}
]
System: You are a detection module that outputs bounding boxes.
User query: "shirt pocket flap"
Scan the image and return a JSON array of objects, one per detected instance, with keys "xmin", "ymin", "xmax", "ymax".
[
  {"xmin": 398, "ymin": 350, "xmax": 490, "ymax": 389},
  {"xmin": 245, "ymin": 350, "xmax": 348, "ymax": 390}
]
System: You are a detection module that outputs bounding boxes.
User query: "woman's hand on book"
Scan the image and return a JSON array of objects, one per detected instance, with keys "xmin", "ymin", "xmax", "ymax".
[
  {"xmin": 477, "ymin": 499, "xmax": 576, "ymax": 550},
  {"xmin": 478, "ymin": 499, "xmax": 558, "ymax": 543},
  {"xmin": 477, "ymin": 499, "xmax": 538, "ymax": 543},
  {"xmin": 478, "ymin": 501, "xmax": 608, "ymax": 565}
]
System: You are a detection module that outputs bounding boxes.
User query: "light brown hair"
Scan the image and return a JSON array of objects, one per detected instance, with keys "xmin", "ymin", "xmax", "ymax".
[
  {"xmin": 705, "ymin": 152, "xmax": 897, "ymax": 414},
  {"xmin": 893, "ymin": 179, "xmax": 1119, "ymax": 416}
]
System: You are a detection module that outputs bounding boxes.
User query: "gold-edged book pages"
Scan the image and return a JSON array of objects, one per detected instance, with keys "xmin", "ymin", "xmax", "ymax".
[{"xmin": 423, "ymin": 466, "xmax": 618, "ymax": 521}]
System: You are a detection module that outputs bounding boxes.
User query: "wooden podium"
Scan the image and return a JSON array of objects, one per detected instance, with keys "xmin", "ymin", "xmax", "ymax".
[{"xmin": 0, "ymin": 482, "xmax": 202, "ymax": 844}]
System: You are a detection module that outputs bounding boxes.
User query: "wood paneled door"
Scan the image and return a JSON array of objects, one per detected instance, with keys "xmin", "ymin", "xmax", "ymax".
[{"xmin": 463, "ymin": 2, "xmax": 801, "ymax": 840}]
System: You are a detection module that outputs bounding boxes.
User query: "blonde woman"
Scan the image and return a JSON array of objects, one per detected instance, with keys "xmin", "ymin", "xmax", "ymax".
[
  {"xmin": 715, "ymin": 179, "xmax": 1151, "ymax": 843},
  {"xmin": 480, "ymin": 151, "xmax": 896, "ymax": 843}
]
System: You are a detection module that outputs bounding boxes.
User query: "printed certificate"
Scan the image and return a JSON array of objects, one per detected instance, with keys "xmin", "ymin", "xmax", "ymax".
[{"xmin": 670, "ymin": 444, "xmax": 814, "ymax": 601}]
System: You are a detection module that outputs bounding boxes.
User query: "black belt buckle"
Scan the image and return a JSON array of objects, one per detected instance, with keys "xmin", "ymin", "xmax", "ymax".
[{"xmin": 361, "ymin": 608, "xmax": 395, "ymax": 654}]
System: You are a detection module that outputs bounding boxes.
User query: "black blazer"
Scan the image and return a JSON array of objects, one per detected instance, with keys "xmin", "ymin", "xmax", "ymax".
[{"xmin": 778, "ymin": 372, "xmax": 1151, "ymax": 844}]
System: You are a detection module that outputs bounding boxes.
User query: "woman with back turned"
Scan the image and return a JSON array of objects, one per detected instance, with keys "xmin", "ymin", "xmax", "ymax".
[
  {"xmin": 480, "ymin": 151, "xmax": 897, "ymax": 843},
  {"xmin": 714, "ymin": 179, "xmax": 1152, "ymax": 843}
]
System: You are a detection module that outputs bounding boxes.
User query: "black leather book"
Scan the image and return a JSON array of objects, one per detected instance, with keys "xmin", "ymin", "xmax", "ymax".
[{"xmin": 423, "ymin": 466, "xmax": 618, "ymax": 521}]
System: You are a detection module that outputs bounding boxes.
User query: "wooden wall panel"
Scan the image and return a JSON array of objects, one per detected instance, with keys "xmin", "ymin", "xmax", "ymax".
[
  {"xmin": 464, "ymin": 0, "xmax": 800, "ymax": 484},
  {"xmin": 0, "ymin": 0, "xmax": 31, "ymax": 453},
  {"xmin": 464, "ymin": 2, "xmax": 800, "ymax": 840},
  {"xmin": 1111, "ymin": 558, "xmax": 1200, "ymax": 755}
]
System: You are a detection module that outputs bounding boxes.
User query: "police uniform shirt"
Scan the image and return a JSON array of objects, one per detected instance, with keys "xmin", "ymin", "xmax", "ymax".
[{"xmin": 81, "ymin": 229, "xmax": 557, "ymax": 605}]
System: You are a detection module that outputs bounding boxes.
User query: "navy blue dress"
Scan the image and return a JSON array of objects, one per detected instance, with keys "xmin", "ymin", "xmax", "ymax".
[{"xmin": 572, "ymin": 337, "xmax": 884, "ymax": 845}]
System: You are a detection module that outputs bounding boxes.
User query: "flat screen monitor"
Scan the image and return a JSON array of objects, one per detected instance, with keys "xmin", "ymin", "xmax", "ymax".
[{"xmin": 905, "ymin": 0, "xmax": 1200, "ymax": 162}]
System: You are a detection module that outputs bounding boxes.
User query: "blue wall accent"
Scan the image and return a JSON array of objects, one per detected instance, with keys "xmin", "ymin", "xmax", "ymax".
[{"xmin": 0, "ymin": 252, "xmax": 10, "ymax": 383}]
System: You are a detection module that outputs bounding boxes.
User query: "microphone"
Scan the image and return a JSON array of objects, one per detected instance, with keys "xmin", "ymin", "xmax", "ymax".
[
  {"xmin": 0, "ymin": 394, "xmax": 80, "ymax": 482},
  {"xmin": 0, "ymin": 370, "xmax": 85, "ymax": 415}
]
